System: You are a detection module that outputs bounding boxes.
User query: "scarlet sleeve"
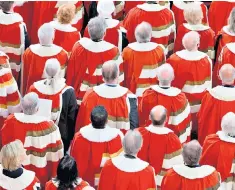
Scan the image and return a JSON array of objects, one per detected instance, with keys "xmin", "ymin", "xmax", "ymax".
[
  {"xmin": 22, "ymin": 48, "xmax": 32, "ymax": 95},
  {"xmin": 161, "ymin": 169, "xmax": 181, "ymax": 190}
]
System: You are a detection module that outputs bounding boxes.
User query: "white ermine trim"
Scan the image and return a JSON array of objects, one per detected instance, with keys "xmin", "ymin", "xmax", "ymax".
[
  {"xmin": 79, "ymin": 38, "xmax": 115, "ymax": 53},
  {"xmin": 173, "ymin": 1, "xmax": 202, "ymax": 10},
  {"xmin": 182, "ymin": 80, "xmax": 212, "ymax": 93},
  {"xmin": 7, "ymin": 104, "xmax": 21, "ymax": 115},
  {"xmin": 226, "ymin": 43, "xmax": 235, "ymax": 54},
  {"xmin": 120, "ymin": 26, "xmax": 127, "ymax": 33},
  {"xmin": 50, "ymin": 21, "xmax": 77, "ymax": 32},
  {"xmin": 137, "ymin": 3, "xmax": 166, "ymax": 12},
  {"xmin": 0, "ymin": 10, "xmax": 23, "ymax": 24},
  {"xmin": 108, "ymin": 119, "xmax": 130, "ymax": 130},
  {"xmin": 80, "ymin": 124, "xmax": 122, "ymax": 142},
  {"xmin": 217, "ymin": 131, "xmax": 235, "ymax": 143},
  {"xmin": 162, "ymin": 154, "xmax": 184, "ymax": 170},
  {"xmin": 220, "ymin": 181, "xmax": 234, "ymax": 190},
  {"xmin": 0, "ymin": 46, "xmax": 22, "ymax": 56},
  {"xmin": 0, "ymin": 51, "xmax": 8, "ymax": 57},
  {"xmin": 105, "ymin": 18, "xmax": 120, "ymax": 29},
  {"xmin": 55, "ymin": 1, "xmax": 79, "ymax": 8},
  {"xmin": 6, "ymin": 81, "xmax": 19, "ymax": 95},
  {"xmin": 139, "ymin": 67, "xmax": 158, "ymax": 79},
  {"xmin": 112, "ymin": 155, "xmax": 149, "ymax": 172},
  {"xmin": 118, "ymin": 29, "xmax": 122, "ymax": 52},
  {"xmin": 0, "ymin": 109, "xmax": 9, "ymax": 118},
  {"xmin": 115, "ymin": 1, "xmax": 125, "ymax": 14},
  {"xmin": 183, "ymin": 23, "xmax": 210, "ymax": 31},
  {"xmin": 145, "ymin": 125, "xmax": 173, "ymax": 134},
  {"xmin": 29, "ymin": 44, "xmax": 63, "ymax": 57},
  {"xmin": 209, "ymin": 86, "xmax": 235, "ymax": 101},
  {"xmin": 173, "ymin": 164, "xmax": 215, "ymax": 179},
  {"xmin": 9, "ymin": 62, "xmax": 21, "ymax": 72},
  {"xmin": 151, "ymin": 85, "xmax": 181, "ymax": 97},
  {"xmin": 14, "ymin": 113, "xmax": 50, "ymax": 124},
  {"xmin": 155, "ymin": 174, "xmax": 164, "ymax": 186},
  {"xmin": 152, "ymin": 25, "xmax": 173, "ymax": 38},
  {"xmin": 71, "ymin": 7, "xmax": 84, "ymax": 25},
  {"xmin": 136, "ymin": 86, "xmax": 150, "ymax": 97},
  {"xmin": 93, "ymin": 84, "xmax": 128, "ymax": 99},
  {"xmin": 190, "ymin": 104, "xmax": 201, "ymax": 113},
  {"xmin": 0, "ymin": 68, "xmax": 12, "ymax": 77},
  {"xmin": 223, "ymin": 25, "xmax": 235, "ymax": 36},
  {"xmin": 176, "ymin": 50, "xmax": 208, "ymax": 61},
  {"xmin": 128, "ymin": 42, "xmax": 158, "ymax": 52},
  {"xmin": 179, "ymin": 122, "xmax": 192, "ymax": 144}
]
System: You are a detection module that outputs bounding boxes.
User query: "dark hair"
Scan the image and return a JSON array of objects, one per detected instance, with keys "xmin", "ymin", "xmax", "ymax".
[
  {"xmin": 151, "ymin": 112, "xmax": 167, "ymax": 126},
  {"xmin": 0, "ymin": 1, "xmax": 14, "ymax": 12},
  {"xmin": 90, "ymin": 106, "xmax": 108, "ymax": 129},
  {"xmin": 56, "ymin": 155, "xmax": 78, "ymax": 190}
]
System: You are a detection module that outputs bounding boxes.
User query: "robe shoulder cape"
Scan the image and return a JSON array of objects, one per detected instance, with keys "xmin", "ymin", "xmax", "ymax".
[
  {"xmin": 137, "ymin": 126, "xmax": 183, "ymax": 188},
  {"xmin": 198, "ymin": 86, "xmax": 235, "ymax": 145},
  {"xmin": 139, "ymin": 85, "xmax": 191, "ymax": 144},
  {"xmin": 70, "ymin": 125, "xmax": 123, "ymax": 187}
]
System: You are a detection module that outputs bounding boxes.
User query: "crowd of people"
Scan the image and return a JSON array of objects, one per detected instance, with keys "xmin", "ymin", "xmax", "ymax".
[{"xmin": 0, "ymin": 0, "xmax": 235, "ymax": 189}]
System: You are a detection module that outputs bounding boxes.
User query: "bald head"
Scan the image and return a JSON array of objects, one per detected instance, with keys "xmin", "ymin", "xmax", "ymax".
[
  {"xmin": 184, "ymin": 4, "xmax": 203, "ymax": 25},
  {"xmin": 182, "ymin": 140, "xmax": 202, "ymax": 166},
  {"xmin": 45, "ymin": 58, "xmax": 61, "ymax": 78},
  {"xmin": 135, "ymin": 22, "xmax": 152, "ymax": 43},
  {"xmin": 21, "ymin": 92, "xmax": 39, "ymax": 115},
  {"xmin": 221, "ymin": 112, "xmax": 235, "ymax": 136},
  {"xmin": 102, "ymin": 61, "xmax": 119, "ymax": 84},
  {"xmin": 219, "ymin": 63, "xmax": 235, "ymax": 85},
  {"xmin": 150, "ymin": 105, "xmax": 167, "ymax": 126},
  {"xmin": 182, "ymin": 31, "xmax": 200, "ymax": 51},
  {"xmin": 157, "ymin": 63, "xmax": 174, "ymax": 87}
]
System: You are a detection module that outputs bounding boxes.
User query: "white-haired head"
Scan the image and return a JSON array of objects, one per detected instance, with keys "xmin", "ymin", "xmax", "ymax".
[
  {"xmin": 156, "ymin": 63, "xmax": 175, "ymax": 87},
  {"xmin": 150, "ymin": 105, "xmax": 167, "ymax": 127},
  {"xmin": 135, "ymin": 22, "xmax": 152, "ymax": 43},
  {"xmin": 21, "ymin": 92, "xmax": 39, "ymax": 115},
  {"xmin": 38, "ymin": 23, "xmax": 55, "ymax": 46},
  {"xmin": 184, "ymin": 4, "xmax": 203, "ymax": 25},
  {"xmin": 221, "ymin": 112, "xmax": 235, "ymax": 136},
  {"xmin": 219, "ymin": 64, "xmax": 235, "ymax": 85},
  {"xmin": 122, "ymin": 129, "xmax": 143, "ymax": 156},
  {"xmin": 102, "ymin": 60, "xmax": 119, "ymax": 84},
  {"xmin": 182, "ymin": 31, "xmax": 200, "ymax": 51},
  {"xmin": 97, "ymin": 0, "xmax": 115, "ymax": 18},
  {"xmin": 228, "ymin": 8, "xmax": 235, "ymax": 34},
  {"xmin": 88, "ymin": 16, "xmax": 107, "ymax": 41},
  {"xmin": 182, "ymin": 140, "xmax": 202, "ymax": 166}
]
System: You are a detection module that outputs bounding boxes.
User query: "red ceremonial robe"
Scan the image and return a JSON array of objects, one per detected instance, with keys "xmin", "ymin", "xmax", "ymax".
[
  {"xmin": 198, "ymin": 85, "xmax": 235, "ymax": 145},
  {"xmin": 113, "ymin": 1, "xmax": 125, "ymax": 20},
  {"xmin": 161, "ymin": 164, "xmax": 220, "ymax": 190},
  {"xmin": 137, "ymin": 126, "xmax": 183, "ymax": 188},
  {"xmin": 174, "ymin": 23, "xmax": 215, "ymax": 61},
  {"xmin": 124, "ymin": 1, "xmax": 144, "ymax": 14},
  {"xmin": 123, "ymin": 42, "xmax": 165, "ymax": 100},
  {"xmin": 70, "ymin": 125, "xmax": 123, "ymax": 187},
  {"xmin": 200, "ymin": 131, "xmax": 235, "ymax": 189},
  {"xmin": 123, "ymin": 3, "xmax": 175, "ymax": 57},
  {"xmin": 66, "ymin": 38, "xmax": 123, "ymax": 104},
  {"xmin": 98, "ymin": 155, "xmax": 156, "ymax": 190},
  {"xmin": 22, "ymin": 44, "xmax": 68, "ymax": 95},
  {"xmin": 172, "ymin": 1, "xmax": 208, "ymax": 28},
  {"xmin": 0, "ymin": 166, "xmax": 40, "ymax": 190},
  {"xmin": 139, "ymin": 85, "xmax": 192, "ymax": 144},
  {"xmin": 0, "ymin": 10, "xmax": 26, "ymax": 81},
  {"xmin": 1, "ymin": 113, "xmax": 64, "ymax": 187}
]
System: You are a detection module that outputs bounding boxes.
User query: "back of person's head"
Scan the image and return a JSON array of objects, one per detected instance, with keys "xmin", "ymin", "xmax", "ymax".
[
  {"xmin": 182, "ymin": 140, "xmax": 202, "ymax": 166},
  {"xmin": 135, "ymin": 22, "xmax": 152, "ymax": 43},
  {"xmin": 57, "ymin": 4, "xmax": 76, "ymax": 24},
  {"xmin": 102, "ymin": 60, "xmax": 119, "ymax": 84},
  {"xmin": 38, "ymin": 23, "xmax": 55, "ymax": 45},
  {"xmin": 228, "ymin": 8, "xmax": 235, "ymax": 34},
  {"xmin": 0, "ymin": 140, "xmax": 26, "ymax": 171},
  {"xmin": 156, "ymin": 63, "xmax": 174, "ymax": 87},
  {"xmin": 184, "ymin": 4, "xmax": 203, "ymax": 25},
  {"xmin": 45, "ymin": 58, "xmax": 61, "ymax": 78},
  {"xmin": 219, "ymin": 63, "xmax": 235, "ymax": 85},
  {"xmin": 88, "ymin": 16, "xmax": 107, "ymax": 41},
  {"xmin": 21, "ymin": 92, "xmax": 39, "ymax": 115},
  {"xmin": 221, "ymin": 112, "xmax": 235, "ymax": 137},
  {"xmin": 56, "ymin": 155, "xmax": 78, "ymax": 190},
  {"xmin": 90, "ymin": 106, "xmax": 108, "ymax": 129},
  {"xmin": 0, "ymin": 1, "xmax": 14, "ymax": 12},
  {"xmin": 182, "ymin": 31, "xmax": 200, "ymax": 51},
  {"xmin": 97, "ymin": 0, "xmax": 115, "ymax": 18},
  {"xmin": 122, "ymin": 129, "xmax": 143, "ymax": 156},
  {"xmin": 150, "ymin": 105, "xmax": 167, "ymax": 126}
]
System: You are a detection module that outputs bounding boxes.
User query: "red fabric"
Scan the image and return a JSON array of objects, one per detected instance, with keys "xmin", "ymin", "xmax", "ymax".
[
  {"xmin": 45, "ymin": 179, "xmax": 89, "ymax": 190},
  {"xmin": 124, "ymin": 1, "xmax": 144, "ymax": 14}
]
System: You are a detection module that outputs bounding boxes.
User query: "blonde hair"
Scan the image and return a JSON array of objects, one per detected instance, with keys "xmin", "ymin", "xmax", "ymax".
[
  {"xmin": 184, "ymin": 4, "xmax": 203, "ymax": 25},
  {"xmin": 0, "ymin": 140, "xmax": 26, "ymax": 171},
  {"xmin": 57, "ymin": 4, "xmax": 76, "ymax": 24}
]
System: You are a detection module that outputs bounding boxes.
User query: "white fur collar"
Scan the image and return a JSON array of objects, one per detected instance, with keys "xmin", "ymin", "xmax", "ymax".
[
  {"xmin": 173, "ymin": 164, "xmax": 216, "ymax": 179},
  {"xmin": 173, "ymin": 1, "xmax": 202, "ymax": 10},
  {"xmin": 80, "ymin": 124, "xmax": 123, "ymax": 143},
  {"xmin": 0, "ymin": 51, "xmax": 8, "ymax": 58},
  {"xmin": 183, "ymin": 23, "xmax": 210, "ymax": 31},
  {"xmin": 55, "ymin": 1, "xmax": 79, "ymax": 8},
  {"xmin": 145, "ymin": 125, "xmax": 173, "ymax": 134},
  {"xmin": 137, "ymin": 3, "xmax": 166, "ymax": 12},
  {"xmin": 209, "ymin": 86, "xmax": 235, "ymax": 101},
  {"xmin": 105, "ymin": 18, "xmax": 120, "ymax": 29},
  {"xmin": 14, "ymin": 113, "xmax": 50, "ymax": 124},
  {"xmin": 0, "ymin": 10, "xmax": 23, "ymax": 25},
  {"xmin": 222, "ymin": 25, "xmax": 235, "ymax": 36},
  {"xmin": 176, "ymin": 50, "xmax": 208, "ymax": 61},
  {"xmin": 128, "ymin": 42, "xmax": 160, "ymax": 52},
  {"xmin": 93, "ymin": 84, "xmax": 128, "ymax": 99},
  {"xmin": 0, "ymin": 166, "xmax": 36, "ymax": 190},
  {"xmin": 79, "ymin": 38, "xmax": 115, "ymax": 53},
  {"xmin": 50, "ymin": 21, "xmax": 77, "ymax": 32},
  {"xmin": 151, "ymin": 85, "xmax": 181, "ymax": 97},
  {"xmin": 226, "ymin": 43, "xmax": 235, "ymax": 54},
  {"xmin": 33, "ymin": 78, "xmax": 66, "ymax": 95},
  {"xmin": 52, "ymin": 178, "xmax": 82, "ymax": 187},
  {"xmin": 217, "ymin": 131, "xmax": 235, "ymax": 143},
  {"xmin": 29, "ymin": 44, "xmax": 63, "ymax": 57},
  {"xmin": 0, "ymin": 68, "xmax": 12, "ymax": 77},
  {"xmin": 112, "ymin": 155, "xmax": 149, "ymax": 172}
]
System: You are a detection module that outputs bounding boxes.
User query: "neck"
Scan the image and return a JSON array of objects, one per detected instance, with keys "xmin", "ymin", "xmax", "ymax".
[
  {"xmin": 159, "ymin": 83, "xmax": 171, "ymax": 88},
  {"xmin": 187, "ymin": 48, "xmax": 198, "ymax": 52},
  {"xmin": 152, "ymin": 124, "xmax": 164, "ymax": 128},
  {"xmin": 91, "ymin": 39, "xmax": 103, "ymax": 42},
  {"xmin": 105, "ymin": 80, "xmax": 118, "ymax": 85},
  {"xmin": 223, "ymin": 82, "xmax": 234, "ymax": 86},
  {"xmin": 41, "ymin": 44, "xmax": 53, "ymax": 47}
]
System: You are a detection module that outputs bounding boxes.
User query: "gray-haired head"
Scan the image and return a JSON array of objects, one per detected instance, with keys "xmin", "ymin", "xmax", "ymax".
[
  {"xmin": 88, "ymin": 16, "xmax": 107, "ymax": 41},
  {"xmin": 102, "ymin": 60, "xmax": 119, "ymax": 84},
  {"xmin": 21, "ymin": 92, "xmax": 39, "ymax": 115},
  {"xmin": 219, "ymin": 63, "xmax": 235, "ymax": 85},
  {"xmin": 135, "ymin": 22, "xmax": 152, "ymax": 43},
  {"xmin": 184, "ymin": 3, "xmax": 203, "ymax": 25},
  {"xmin": 122, "ymin": 129, "xmax": 143, "ymax": 156},
  {"xmin": 0, "ymin": 1, "xmax": 14, "ymax": 12},
  {"xmin": 45, "ymin": 58, "xmax": 61, "ymax": 79},
  {"xmin": 182, "ymin": 31, "xmax": 200, "ymax": 51},
  {"xmin": 38, "ymin": 23, "xmax": 55, "ymax": 46},
  {"xmin": 221, "ymin": 112, "xmax": 235, "ymax": 136},
  {"xmin": 156, "ymin": 63, "xmax": 174, "ymax": 87},
  {"xmin": 228, "ymin": 8, "xmax": 235, "ymax": 34},
  {"xmin": 182, "ymin": 140, "xmax": 202, "ymax": 166},
  {"xmin": 150, "ymin": 105, "xmax": 167, "ymax": 126}
]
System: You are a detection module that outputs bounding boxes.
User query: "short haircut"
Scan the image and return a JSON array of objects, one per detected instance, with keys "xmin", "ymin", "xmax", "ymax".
[
  {"xmin": 90, "ymin": 106, "xmax": 108, "ymax": 129},
  {"xmin": 219, "ymin": 63, "xmax": 235, "ymax": 84},
  {"xmin": 135, "ymin": 22, "xmax": 152, "ymax": 43},
  {"xmin": 184, "ymin": 4, "xmax": 203, "ymax": 25},
  {"xmin": 228, "ymin": 8, "xmax": 235, "ymax": 34},
  {"xmin": 182, "ymin": 31, "xmax": 200, "ymax": 51},
  {"xmin": 88, "ymin": 16, "xmax": 107, "ymax": 41},
  {"xmin": 102, "ymin": 60, "xmax": 119, "ymax": 83},
  {"xmin": 221, "ymin": 112, "xmax": 235, "ymax": 136},
  {"xmin": 0, "ymin": 1, "xmax": 14, "ymax": 12},
  {"xmin": 45, "ymin": 58, "xmax": 61, "ymax": 78},
  {"xmin": 57, "ymin": 4, "xmax": 76, "ymax": 24},
  {"xmin": 150, "ymin": 106, "xmax": 167, "ymax": 126},
  {"xmin": 21, "ymin": 92, "xmax": 39, "ymax": 115},
  {"xmin": 38, "ymin": 23, "xmax": 55, "ymax": 45},
  {"xmin": 156, "ymin": 63, "xmax": 175, "ymax": 87}
]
